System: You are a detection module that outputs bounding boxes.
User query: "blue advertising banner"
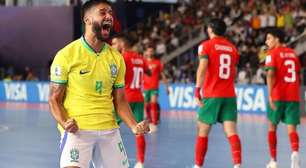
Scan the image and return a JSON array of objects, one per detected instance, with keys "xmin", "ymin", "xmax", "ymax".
[
  {"xmin": 0, "ymin": 81, "xmax": 49, "ymax": 103},
  {"xmin": 159, "ymin": 84, "xmax": 268, "ymax": 113},
  {"xmin": 0, "ymin": 81, "xmax": 303, "ymax": 114}
]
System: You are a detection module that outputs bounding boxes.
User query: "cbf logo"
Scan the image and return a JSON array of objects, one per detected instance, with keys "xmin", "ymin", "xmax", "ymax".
[
  {"xmin": 70, "ymin": 148, "xmax": 79, "ymax": 163},
  {"xmin": 54, "ymin": 66, "xmax": 62, "ymax": 76},
  {"xmin": 110, "ymin": 64, "xmax": 118, "ymax": 78}
]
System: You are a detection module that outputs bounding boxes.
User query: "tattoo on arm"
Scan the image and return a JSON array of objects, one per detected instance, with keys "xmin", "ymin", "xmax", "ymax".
[
  {"xmin": 49, "ymin": 83, "xmax": 67, "ymax": 126},
  {"xmin": 49, "ymin": 83, "xmax": 66, "ymax": 103}
]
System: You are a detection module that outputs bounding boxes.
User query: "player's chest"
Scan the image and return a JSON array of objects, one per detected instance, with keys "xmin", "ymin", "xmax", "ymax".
[
  {"xmin": 68, "ymin": 58, "xmax": 118, "ymax": 93},
  {"xmin": 149, "ymin": 63, "xmax": 159, "ymax": 72}
]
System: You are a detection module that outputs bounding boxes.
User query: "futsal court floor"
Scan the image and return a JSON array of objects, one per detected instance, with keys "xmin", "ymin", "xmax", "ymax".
[{"xmin": 0, "ymin": 102, "xmax": 305, "ymax": 168}]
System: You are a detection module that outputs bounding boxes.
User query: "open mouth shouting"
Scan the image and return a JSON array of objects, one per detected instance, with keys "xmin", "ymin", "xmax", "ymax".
[
  {"xmin": 93, "ymin": 19, "xmax": 113, "ymax": 41},
  {"xmin": 101, "ymin": 20, "xmax": 112, "ymax": 37}
]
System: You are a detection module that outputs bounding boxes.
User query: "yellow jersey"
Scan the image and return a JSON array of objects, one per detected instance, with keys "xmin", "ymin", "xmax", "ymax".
[{"xmin": 50, "ymin": 36, "xmax": 125, "ymax": 131}]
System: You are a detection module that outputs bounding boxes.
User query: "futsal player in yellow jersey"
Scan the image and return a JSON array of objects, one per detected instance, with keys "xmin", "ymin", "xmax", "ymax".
[{"xmin": 48, "ymin": 1, "xmax": 149, "ymax": 168}]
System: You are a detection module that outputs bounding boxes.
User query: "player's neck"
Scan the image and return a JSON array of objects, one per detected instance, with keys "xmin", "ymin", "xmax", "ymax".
[
  {"xmin": 83, "ymin": 33, "xmax": 105, "ymax": 53},
  {"xmin": 210, "ymin": 34, "xmax": 222, "ymax": 39}
]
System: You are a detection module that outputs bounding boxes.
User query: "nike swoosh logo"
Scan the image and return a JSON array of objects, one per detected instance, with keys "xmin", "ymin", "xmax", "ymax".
[{"xmin": 79, "ymin": 70, "xmax": 90, "ymax": 75}]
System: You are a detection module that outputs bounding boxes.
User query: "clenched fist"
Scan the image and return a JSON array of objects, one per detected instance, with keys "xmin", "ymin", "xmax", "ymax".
[
  {"xmin": 131, "ymin": 120, "xmax": 150, "ymax": 135},
  {"xmin": 63, "ymin": 118, "xmax": 79, "ymax": 133}
]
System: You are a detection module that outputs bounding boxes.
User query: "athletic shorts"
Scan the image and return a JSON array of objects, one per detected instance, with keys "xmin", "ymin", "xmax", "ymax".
[
  {"xmin": 116, "ymin": 102, "xmax": 144, "ymax": 124},
  {"xmin": 60, "ymin": 129, "xmax": 129, "ymax": 168},
  {"xmin": 268, "ymin": 101, "xmax": 300, "ymax": 125},
  {"xmin": 197, "ymin": 98, "xmax": 237, "ymax": 124},
  {"xmin": 143, "ymin": 89, "xmax": 158, "ymax": 102}
]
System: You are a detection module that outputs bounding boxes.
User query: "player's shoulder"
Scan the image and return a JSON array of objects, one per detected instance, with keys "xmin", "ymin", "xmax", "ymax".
[
  {"xmin": 285, "ymin": 47, "xmax": 296, "ymax": 54},
  {"xmin": 108, "ymin": 45, "xmax": 122, "ymax": 56},
  {"xmin": 108, "ymin": 45, "xmax": 124, "ymax": 60},
  {"xmin": 107, "ymin": 45, "xmax": 126, "ymax": 67},
  {"xmin": 59, "ymin": 38, "xmax": 81, "ymax": 53},
  {"xmin": 154, "ymin": 58, "xmax": 162, "ymax": 64},
  {"xmin": 199, "ymin": 39, "xmax": 211, "ymax": 48},
  {"xmin": 265, "ymin": 50, "xmax": 276, "ymax": 66},
  {"xmin": 268, "ymin": 47, "xmax": 289, "ymax": 57},
  {"xmin": 54, "ymin": 39, "xmax": 81, "ymax": 61},
  {"xmin": 218, "ymin": 37, "xmax": 237, "ymax": 49},
  {"xmin": 124, "ymin": 50, "xmax": 139, "ymax": 58}
]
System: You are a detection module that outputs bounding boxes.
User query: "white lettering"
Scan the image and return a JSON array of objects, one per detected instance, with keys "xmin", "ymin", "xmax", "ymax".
[
  {"xmin": 252, "ymin": 88, "xmax": 266, "ymax": 112},
  {"xmin": 242, "ymin": 88, "xmax": 253, "ymax": 111},
  {"xmin": 183, "ymin": 87, "xmax": 193, "ymax": 108},
  {"xmin": 4, "ymin": 83, "xmax": 27, "ymax": 101},
  {"xmin": 178, "ymin": 87, "xmax": 184, "ymax": 108},
  {"xmin": 37, "ymin": 83, "xmax": 49, "ymax": 102},
  {"xmin": 169, "ymin": 86, "xmax": 179, "ymax": 108},
  {"xmin": 215, "ymin": 44, "xmax": 233, "ymax": 52},
  {"xmin": 167, "ymin": 85, "xmax": 267, "ymax": 112},
  {"xmin": 169, "ymin": 86, "xmax": 198, "ymax": 109},
  {"xmin": 235, "ymin": 88, "xmax": 242, "ymax": 111}
]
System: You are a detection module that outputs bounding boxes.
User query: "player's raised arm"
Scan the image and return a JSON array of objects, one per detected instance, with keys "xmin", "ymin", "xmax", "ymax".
[
  {"xmin": 48, "ymin": 83, "xmax": 78, "ymax": 133},
  {"xmin": 112, "ymin": 88, "xmax": 136, "ymax": 127},
  {"xmin": 48, "ymin": 82, "xmax": 67, "ymax": 127},
  {"xmin": 112, "ymin": 88, "xmax": 149, "ymax": 135}
]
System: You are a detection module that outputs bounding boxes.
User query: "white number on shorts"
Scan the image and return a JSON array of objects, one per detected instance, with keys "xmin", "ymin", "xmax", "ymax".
[
  {"xmin": 284, "ymin": 60, "xmax": 296, "ymax": 83},
  {"xmin": 219, "ymin": 54, "xmax": 231, "ymax": 79},
  {"xmin": 131, "ymin": 67, "xmax": 143, "ymax": 89}
]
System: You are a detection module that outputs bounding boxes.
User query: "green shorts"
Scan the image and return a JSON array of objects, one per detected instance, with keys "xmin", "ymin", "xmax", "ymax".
[
  {"xmin": 268, "ymin": 101, "xmax": 300, "ymax": 125},
  {"xmin": 144, "ymin": 89, "xmax": 158, "ymax": 102},
  {"xmin": 116, "ymin": 102, "xmax": 144, "ymax": 125},
  {"xmin": 197, "ymin": 98, "xmax": 237, "ymax": 125}
]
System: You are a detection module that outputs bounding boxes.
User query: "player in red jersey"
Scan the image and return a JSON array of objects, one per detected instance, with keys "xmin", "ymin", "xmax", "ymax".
[
  {"xmin": 143, "ymin": 46, "xmax": 169, "ymax": 133},
  {"xmin": 193, "ymin": 18, "xmax": 242, "ymax": 168},
  {"xmin": 112, "ymin": 35, "xmax": 150, "ymax": 168},
  {"xmin": 265, "ymin": 28, "xmax": 301, "ymax": 168}
]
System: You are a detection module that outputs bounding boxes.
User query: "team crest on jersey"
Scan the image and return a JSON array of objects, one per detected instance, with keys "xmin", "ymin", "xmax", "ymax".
[
  {"xmin": 54, "ymin": 66, "xmax": 62, "ymax": 76},
  {"xmin": 266, "ymin": 55, "xmax": 271, "ymax": 64},
  {"xmin": 110, "ymin": 64, "xmax": 118, "ymax": 77},
  {"xmin": 198, "ymin": 45, "xmax": 204, "ymax": 55},
  {"xmin": 70, "ymin": 148, "xmax": 79, "ymax": 163},
  {"xmin": 150, "ymin": 64, "xmax": 157, "ymax": 69}
]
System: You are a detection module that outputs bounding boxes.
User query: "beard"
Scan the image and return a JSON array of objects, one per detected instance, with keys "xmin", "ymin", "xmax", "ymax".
[{"xmin": 92, "ymin": 21, "xmax": 110, "ymax": 42}]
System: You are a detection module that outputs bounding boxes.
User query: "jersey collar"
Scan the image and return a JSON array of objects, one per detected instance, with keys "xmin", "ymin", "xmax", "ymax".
[{"xmin": 81, "ymin": 36, "xmax": 108, "ymax": 55}]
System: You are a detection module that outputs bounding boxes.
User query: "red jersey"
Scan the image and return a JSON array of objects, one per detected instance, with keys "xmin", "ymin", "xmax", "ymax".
[
  {"xmin": 123, "ymin": 51, "xmax": 148, "ymax": 102},
  {"xmin": 198, "ymin": 37, "xmax": 239, "ymax": 98},
  {"xmin": 265, "ymin": 46, "xmax": 300, "ymax": 101},
  {"xmin": 144, "ymin": 59, "xmax": 163, "ymax": 90}
]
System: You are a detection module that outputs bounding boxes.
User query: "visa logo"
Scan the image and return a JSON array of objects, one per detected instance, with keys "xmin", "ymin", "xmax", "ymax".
[
  {"xmin": 4, "ymin": 82, "xmax": 27, "ymax": 101},
  {"xmin": 235, "ymin": 87, "xmax": 266, "ymax": 113},
  {"xmin": 162, "ymin": 84, "xmax": 267, "ymax": 113},
  {"xmin": 168, "ymin": 86, "xmax": 197, "ymax": 109}
]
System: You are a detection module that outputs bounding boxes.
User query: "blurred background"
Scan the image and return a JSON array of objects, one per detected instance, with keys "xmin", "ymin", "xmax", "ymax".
[{"xmin": 0, "ymin": 0, "xmax": 305, "ymax": 84}]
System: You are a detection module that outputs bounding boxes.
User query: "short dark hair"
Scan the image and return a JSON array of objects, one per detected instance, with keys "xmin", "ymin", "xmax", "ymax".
[
  {"xmin": 81, "ymin": 0, "xmax": 111, "ymax": 24},
  {"xmin": 266, "ymin": 28, "xmax": 286, "ymax": 43},
  {"xmin": 207, "ymin": 18, "xmax": 227, "ymax": 36},
  {"xmin": 113, "ymin": 34, "xmax": 133, "ymax": 47}
]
